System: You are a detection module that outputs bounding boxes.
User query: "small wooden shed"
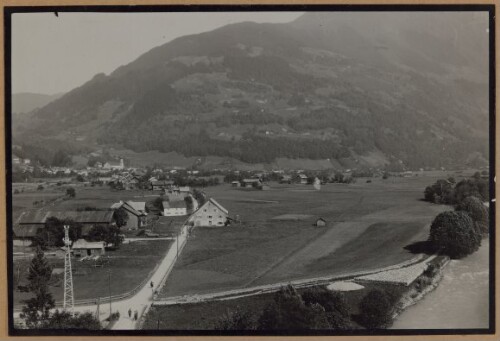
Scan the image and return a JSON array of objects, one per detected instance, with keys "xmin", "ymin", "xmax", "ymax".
[
  {"xmin": 72, "ymin": 239, "xmax": 106, "ymax": 257},
  {"xmin": 315, "ymin": 218, "xmax": 327, "ymax": 227}
]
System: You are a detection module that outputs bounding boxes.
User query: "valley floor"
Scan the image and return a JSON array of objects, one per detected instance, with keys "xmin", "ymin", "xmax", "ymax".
[{"xmin": 159, "ymin": 175, "xmax": 450, "ymax": 298}]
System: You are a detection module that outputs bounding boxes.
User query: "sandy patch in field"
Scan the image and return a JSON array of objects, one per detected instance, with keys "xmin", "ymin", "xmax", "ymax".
[
  {"xmin": 272, "ymin": 214, "xmax": 313, "ymax": 220},
  {"xmin": 235, "ymin": 199, "xmax": 279, "ymax": 204},
  {"xmin": 327, "ymin": 281, "xmax": 365, "ymax": 291}
]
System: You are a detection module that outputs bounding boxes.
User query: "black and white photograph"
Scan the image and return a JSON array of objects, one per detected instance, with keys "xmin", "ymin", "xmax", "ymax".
[{"xmin": 5, "ymin": 4, "xmax": 495, "ymax": 336}]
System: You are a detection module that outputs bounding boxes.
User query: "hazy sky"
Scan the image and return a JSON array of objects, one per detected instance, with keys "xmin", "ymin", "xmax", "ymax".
[{"xmin": 12, "ymin": 12, "xmax": 303, "ymax": 95}]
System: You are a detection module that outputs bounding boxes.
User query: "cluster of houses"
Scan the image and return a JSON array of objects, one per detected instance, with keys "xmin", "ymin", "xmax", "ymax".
[
  {"xmin": 230, "ymin": 173, "xmax": 310, "ymax": 189},
  {"xmin": 13, "ymin": 183, "xmax": 229, "ymax": 255}
]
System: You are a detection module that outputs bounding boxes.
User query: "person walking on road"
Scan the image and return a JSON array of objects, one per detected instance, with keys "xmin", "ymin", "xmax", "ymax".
[
  {"xmin": 150, "ymin": 281, "xmax": 154, "ymax": 289},
  {"xmin": 134, "ymin": 310, "xmax": 138, "ymax": 321},
  {"xmin": 128, "ymin": 308, "xmax": 132, "ymax": 319}
]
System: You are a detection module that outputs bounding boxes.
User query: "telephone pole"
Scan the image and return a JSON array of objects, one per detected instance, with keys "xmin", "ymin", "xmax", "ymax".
[{"xmin": 63, "ymin": 225, "xmax": 74, "ymax": 314}]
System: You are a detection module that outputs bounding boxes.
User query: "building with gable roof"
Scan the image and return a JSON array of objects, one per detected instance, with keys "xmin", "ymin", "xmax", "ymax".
[
  {"xmin": 111, "ymin": 200, "xmax": 147, "ymax": 229},
  {"xmin": 189, "ymin": 198, "xmax": 229, "ymax": 227},
  {"xmin": 162, "ymin": 200, "xmax": 187, "ymax": 216}
]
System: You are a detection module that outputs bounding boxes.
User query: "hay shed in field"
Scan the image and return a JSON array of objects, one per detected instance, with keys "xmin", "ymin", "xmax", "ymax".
[{"xmin": 315, "ymin": 218, "xmax": 327, "ymax": 227}]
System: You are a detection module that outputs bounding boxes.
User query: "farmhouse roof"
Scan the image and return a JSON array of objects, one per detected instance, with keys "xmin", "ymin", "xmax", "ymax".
[
  {"xmin": 242, "ymin": 178, "xmax": 261, "ymax": 183},
  {"xmin": 19, "ymin": 210, "xmax": 115, "ymax": 225},
  {"xmin": 111, "ymin": 201, "xmax": 145, "ymax": 217},
  {"xmin": 127, "ymin": 201, "xmax": 146, "ymax": 212},
  {"xmin": 72, "ymin": 239, "xmax": 105, "ymax": 250},
  {"xmin": 205, "ymin": 198, "xmax": 228, "ymax": 215},
  {"xmin": 164, "ymin": 201, "xmax": 186, "ymax": 209}
]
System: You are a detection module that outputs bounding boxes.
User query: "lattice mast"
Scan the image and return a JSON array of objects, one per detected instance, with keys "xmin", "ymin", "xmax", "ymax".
[{"xmin": 63, "ymin": 225, "xmax": 74, "ymax": 314}]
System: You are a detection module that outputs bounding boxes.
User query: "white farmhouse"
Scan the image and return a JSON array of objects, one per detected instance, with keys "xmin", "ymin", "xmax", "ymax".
[{"xmin": 189, "ymin": 198, "xmax": 228, "ymax": 227}]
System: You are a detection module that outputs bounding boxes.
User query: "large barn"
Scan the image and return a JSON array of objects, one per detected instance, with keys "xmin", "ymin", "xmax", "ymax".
[{"xmin": 13, "ymin": 210, "xmax": 115, "ymax": 245}]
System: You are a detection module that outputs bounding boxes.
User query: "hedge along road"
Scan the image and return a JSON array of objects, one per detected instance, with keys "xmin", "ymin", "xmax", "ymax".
[{"xmin": 13, "ymin": 224, "xmax": 189, "ymax": 330}]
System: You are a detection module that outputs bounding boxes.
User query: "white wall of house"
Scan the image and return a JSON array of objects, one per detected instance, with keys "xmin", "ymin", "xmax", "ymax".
[
  {"xmin": 163, "ymin": 208, "xmax": 187, "ymax": 216},
  {"xmin": 191, "ymin": 201, "xmax": 227, "ymax": 226}
]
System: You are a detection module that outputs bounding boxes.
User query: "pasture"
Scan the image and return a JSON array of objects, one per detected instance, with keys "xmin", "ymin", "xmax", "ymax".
[
  {"xmin": 159, "ymin": 175, "xmax": 450, "ymax": 298},
  {"xmin": 13, "ymin": 239, "xmax": 172, "ymax": 307}
]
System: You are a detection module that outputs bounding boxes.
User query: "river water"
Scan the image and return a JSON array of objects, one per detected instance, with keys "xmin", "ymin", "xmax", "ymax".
[{"xmin": 392, "ymin": 240, "xmax": 490, "ymax": 329}]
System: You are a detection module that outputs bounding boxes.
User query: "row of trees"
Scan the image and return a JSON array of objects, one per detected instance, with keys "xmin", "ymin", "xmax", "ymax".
[
  {"xmin": 428, "ymin": 195, "xmax": 489, "ymax": 259},
  {"xmin": 424, "ymin": 172, "xmax": 488, "ymax": 205},
  {"xmin": 424, "ymin": 173, "xmax": 489, "ymax": 259},
  {"xmin": 214, "ymin": 284, "xmax": 400, "ymax": 331}
]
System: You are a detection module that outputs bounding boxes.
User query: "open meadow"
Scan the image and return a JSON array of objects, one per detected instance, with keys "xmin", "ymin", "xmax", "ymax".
[
  {"xmin": 13, "ymin": 239, "xmax": 172, "ymax": 307},
  {"xmin": 159, "ymin": 174, "xmax": 454, "ymax": 298}
]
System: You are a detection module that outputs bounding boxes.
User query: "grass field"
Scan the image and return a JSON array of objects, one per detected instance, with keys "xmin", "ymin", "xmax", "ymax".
[
  {"xmin": 11, "ymin": 184, "xmax": 163, "ymax": 226},
  {"xmin": 159, "ymin": 175, "xmax": 450, "ymax": 298},
  {"xmin": 13, "ymin": 239, "xmax": 172, "ymax": 307}
]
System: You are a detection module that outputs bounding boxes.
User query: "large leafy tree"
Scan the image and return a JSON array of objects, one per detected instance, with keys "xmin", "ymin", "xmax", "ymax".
[
  {"xmin": 87, "ymin": 225, "xmax": 124, "ymax": 249},
  {"xmin": 113, "ymin": 207, "xmax": 129, "ymax": 228},
  {"xmin": 33, "ymin": 218, "xmax": 82, "ymax": 249},
  {"xmin": 52, "ymin": 150, "xmax": 72, "ymax": 167},
  {"xmin": 454, "ymin": 178, "xmax": 489, "ymax": 204},
  {"xmin": 429, "ymin": 211, "xmax": 481, "ymax": 259},
  {"xmin": 20, "ymin": 248, "xmax": 55, "ymax": 328},
  {"xmin": 257, "ymin": 285, "xmax": 330, "ymax": 330},
  {"xmin": 301, "ymin": 287, "xmax": 352, "ymax": 330},
  {"xmin": 357, "ymin": 289, "xmax": 393, "ymax": 329},
  {"xmin": 455, "ymin": 196, "xmax": 489, "ymax": 235}
]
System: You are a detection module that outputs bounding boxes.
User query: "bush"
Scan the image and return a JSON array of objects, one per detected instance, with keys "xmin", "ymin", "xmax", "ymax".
[
  {"xmin": 37, "ymin": 185, "xmax": 44, "ymax": 191},
  {"xmin": 423, "ymin": 263, "xmax": 439, "ymax": 278},
  {"xmin": 357, "ymin": 289, "xmax": 393, "ymax": 329},
  {"xmin": 429, "ymin": 211, "xmax": 481, "ymax": 259},
  {"xmin": 301, "ymin": 287, "xmax": 352, "ymax": 330},
  {"xmin": 66, "ymin": 187, "xmax": 76, "ymax": 198},
  {"xmin": 42, "ymin": 310, "xmax": 101, "ymax": 329},
  {"xmin": 454, "ymin": 178, "xmax": 488, "ymax": 204},
  {"xmin": 455, "ymin": 196, "xmax": 489, "ymax": 235},
  {"xmin": 257, "ymin": 285, "xmax": 330, "ymax": 330},
  {"xmin": 214, "ymin": 308, "xmax": 256, "ymax": 330},
  {"xmin": 423, "ymin": 179, "xmax": 455, "ymax": 204}
]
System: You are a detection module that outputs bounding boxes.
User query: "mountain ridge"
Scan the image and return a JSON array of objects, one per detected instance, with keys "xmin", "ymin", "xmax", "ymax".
[{"xmin": 13, "ymin": 12, "xmax": 489, "ymax": 170}]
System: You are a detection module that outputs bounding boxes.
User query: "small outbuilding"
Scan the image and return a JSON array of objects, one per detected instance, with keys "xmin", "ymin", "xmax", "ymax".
[
  {"xmin": 315, "ymin": 218, "xmax": 327, "ymax": 227},
  {"xmin": 72, "ymin": 239, "xmax": 106, "ymax": 257}
]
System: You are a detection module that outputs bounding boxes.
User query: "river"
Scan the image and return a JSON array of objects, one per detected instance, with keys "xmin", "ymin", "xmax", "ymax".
[{"xmin": 392, "ymin": 240, "xmax": 490, "ymax": 329}]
